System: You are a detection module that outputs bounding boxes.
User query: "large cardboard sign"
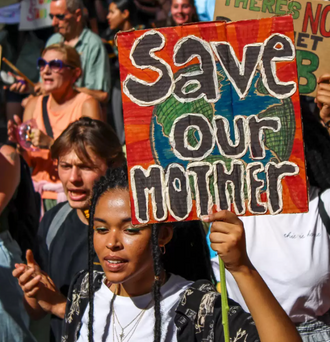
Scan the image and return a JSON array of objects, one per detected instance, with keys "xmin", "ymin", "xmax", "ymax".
[
  {"xmin": 214, "ymin": 0, "xmax": 330, "ymax": 97},
  {"xmin": 19, "ymin": 0, "xmax": 52, "ymax": 31},
  {"xmin": 117, "ymin": 17, "xmax": 308, "ymax": 225}
]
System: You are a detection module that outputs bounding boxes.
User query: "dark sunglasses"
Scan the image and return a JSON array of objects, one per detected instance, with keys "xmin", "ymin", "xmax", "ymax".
[
  {"xmin": 49, "ymin": 13, "xmax": 66, "ymax": 20},
  {"xmin": 37, "ymin": 58, "xmax": 74, "ymax": 72}
]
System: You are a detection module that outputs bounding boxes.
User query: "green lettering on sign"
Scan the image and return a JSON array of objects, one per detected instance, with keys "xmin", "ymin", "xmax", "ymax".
[
  {"xmin": 296, "ymin": 50, "xmax": 319, "ymax": 94},
  {"xmin": 262, "ymin": 0, "xmax": 275, "ymax": 13},
  {"xmin": 235, "ymin": 0, "xmax": 249, "ymax": 9},
  {"xmin": 250, "ymin": 0, "xmax": 261, "ymax": 11},
  {"xmin": 288, "ymin": 1, "xmax": 301, "ymax": 19},
  {"xmin": 275, "ymin": 0, "xmax": 287, "ymax": 15}
]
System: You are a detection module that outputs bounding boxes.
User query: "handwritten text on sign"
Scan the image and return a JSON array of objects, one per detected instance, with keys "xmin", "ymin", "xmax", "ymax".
[
  {"xmin": 19, "ymin": 0, "xmax": 52, "ymax": 31},
  {"xmin": 214, "ymin": 0, "xmax": 330, "ymax": 96},
  {"xmin": 117, "ymin": 17, "xmax": 308, "ymax": 224}
]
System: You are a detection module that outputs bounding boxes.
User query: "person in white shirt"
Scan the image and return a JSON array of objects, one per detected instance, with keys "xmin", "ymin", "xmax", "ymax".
[
  {"xmin": 212, "ymin": 186, "xmax": 330, "ymax": 341},
  {"xmin": 211, "ymin": 74, "xmax": 330, "ymax": 342},
  {"xmin": 55, "ymin": 165, "xmax": 301, "ymax": 342}
]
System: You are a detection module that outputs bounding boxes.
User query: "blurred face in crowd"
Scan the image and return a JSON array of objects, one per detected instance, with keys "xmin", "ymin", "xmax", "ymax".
[
  {"xmin": 107, "ymin": 2, "xmax": 130, "ymax": 31},
  {"xmin": 50, "ymin": 0, "xmax": 82, "ymax": 39},
  {"xmin": 58, "ymin": 148, "xmax": 107, "ymax": 210},
  {"xmin": 171, "ymin": 0, "xmax": 195, "ymax": 25},
  {"xmin": 40, "ymin": 49, "xmax": 80, "ymax": 94}
]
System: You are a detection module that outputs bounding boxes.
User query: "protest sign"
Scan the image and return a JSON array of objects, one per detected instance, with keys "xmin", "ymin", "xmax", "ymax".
[
  {"xmin": 214, "ymin": 0, "xmax": 330, "ymax": 97},
  {"xmin": 0, "ymin": 3, "xmax": 20, "ymax": 24},
  {"xmin": 19, "ymin": 0, "xmax": 52, "ymax": 31},
  {"xmin": 117, "ymin": 16, "xmax": 308, "ymax": 225}
]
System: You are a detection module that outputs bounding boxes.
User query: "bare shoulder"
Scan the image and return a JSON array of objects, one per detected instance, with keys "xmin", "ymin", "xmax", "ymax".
[
  {"xmin": 23, "ymin": 95, "xmax": 40, "ymax": 121},
  {"xmin": 0, "ymin": 144, "xmax": 20, "ymax": 166},
  {"xmin": 81, "ymin": 97, "xmax": 102, "ymax": 121}
]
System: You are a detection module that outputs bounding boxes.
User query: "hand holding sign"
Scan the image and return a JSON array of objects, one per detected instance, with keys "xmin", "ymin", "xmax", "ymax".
[
  {"xmin": 203, "ymin": 209, "xmax": 252, "ymax": 342},
  {"xmin": 316, "ymin": 74, "xmax": 330, "ymax": 125},
  {"xmin": 203, "ymin": 211, "xmax": 252, "ymax": 274}
]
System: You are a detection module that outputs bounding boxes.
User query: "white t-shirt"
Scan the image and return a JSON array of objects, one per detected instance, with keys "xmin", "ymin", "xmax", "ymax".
[
  {"xmin": 77, "ymin": 274, "xmax": 192, "ymax": 342},
  {"xmin": 212, "ymin": 187, "xmax": 330, "ymax": 323}
]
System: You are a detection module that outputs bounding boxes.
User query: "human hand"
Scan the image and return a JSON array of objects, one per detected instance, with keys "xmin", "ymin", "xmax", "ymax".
[
  {"xmin": 4, "ymin": 73, "xmax": 31, "ymax": 94},
  {"xmin": 202, "ymin": 210, "xmax": 252, "ymax": 274},
  {"xmin": 315, "ymin": 74, "xmax": 330, "ymax": 124},
  {"xmin": 7, "ymin": 115, "xmax": 22, "ymax": 144},
  {"xmin": 29, "ymin": 128, "xmax": 53, "ymax": 149},
  {"xmin": 3, "ymin": 73, "xmax": 42, "ymax": 95},
  {"xmin": 12, "ymin": 250, "xmax": 65, "ymax": 315},
  {"xmin": 33, "ymin": 83, "xmax": 44, "ymax": 95}
]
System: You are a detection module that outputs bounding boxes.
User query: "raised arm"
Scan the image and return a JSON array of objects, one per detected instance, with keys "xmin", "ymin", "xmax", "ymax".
[
  {"xmin": 0, "ymin": 145, "xmax": 20, "ymax": 215},
  {"xmin": 203, "ymin": 210, "xmax": 302, "ymax": 342},
  {"xmin": 316, "ymin": 74, "xmax": 330, "ymax": 131}
]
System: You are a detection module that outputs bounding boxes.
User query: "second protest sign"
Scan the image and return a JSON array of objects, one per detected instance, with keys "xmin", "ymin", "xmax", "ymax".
[{"xmin": 214, "ymin": 0, "xmax": 330, "ymax": 96}]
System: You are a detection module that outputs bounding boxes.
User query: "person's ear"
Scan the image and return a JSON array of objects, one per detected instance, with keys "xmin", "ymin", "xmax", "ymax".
[
  {"xmin": 75, "ymin": 8, "xmax": 83, "ymax": 22},
  {"xmin": 158, "ymin": 224, "xmax": 173, "ymax": 247},
  {"xmin": 72, "ymin": 68, "xmax": 82, "ymax": 84},
  {"xmin": 122, "ymin": 9, "xmax": 130, "ymax": 20}
]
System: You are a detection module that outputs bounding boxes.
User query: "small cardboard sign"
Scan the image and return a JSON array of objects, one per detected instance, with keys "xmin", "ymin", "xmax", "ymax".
[
  {"xmin": 214, "ymin": 0, "xmax": 330, "ymax": 97},
  {"xmin": 117, "ymin": 16, "xmax": 308, "ymax": 225},
  {"xmin": 0, "ymin": 3, "xmax": 20, "ymax": 24},
  {"xmin": 19, "ymin": 0, "xmax": 52, "ymax": 31}
]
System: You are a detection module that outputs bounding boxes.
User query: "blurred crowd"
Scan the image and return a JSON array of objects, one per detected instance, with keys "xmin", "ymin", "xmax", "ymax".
[{"xmin": 0, "ymin": 0, "xmax": 215, "ymax": 146}]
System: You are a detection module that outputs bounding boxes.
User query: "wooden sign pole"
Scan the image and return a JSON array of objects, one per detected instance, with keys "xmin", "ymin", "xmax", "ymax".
[{"xmin": 2, "ymin": 57, "xmax": 35, "ymax": 88}]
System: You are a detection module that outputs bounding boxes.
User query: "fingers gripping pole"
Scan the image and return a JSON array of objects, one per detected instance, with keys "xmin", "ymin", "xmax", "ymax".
[
  {"xmin": 2, "ymin": 57, "xmax": 35, "ymax": 87},
  {"xmin": 219, "ymin": 255, "xmax": 230, "ymax": 342}
]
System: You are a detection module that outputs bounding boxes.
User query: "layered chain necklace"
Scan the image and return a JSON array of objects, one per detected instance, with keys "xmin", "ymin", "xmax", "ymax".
[
  {"xmin": 108, "ymin": 273, "xmax": 167, "ymax": 342},
  {"xmin": 112, "ymin": 298, "xmax": 153, "ymax": 342}
]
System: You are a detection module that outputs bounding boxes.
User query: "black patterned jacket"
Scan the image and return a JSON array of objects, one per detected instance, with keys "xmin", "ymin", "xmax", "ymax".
[{"xmin": 61, "ymin": 271, "xmax": 260, "ymax": 342}]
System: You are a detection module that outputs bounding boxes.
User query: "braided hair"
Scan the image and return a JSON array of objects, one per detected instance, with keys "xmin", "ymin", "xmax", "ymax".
[{"xmin": 87, "ymin": 166, "xmax": 215, "ymax": 342}]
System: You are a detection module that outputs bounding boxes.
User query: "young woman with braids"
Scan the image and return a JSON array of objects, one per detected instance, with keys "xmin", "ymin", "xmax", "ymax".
[{"xmin": 62, "ymin": 166, "xmax": 302, "ymax": 342}]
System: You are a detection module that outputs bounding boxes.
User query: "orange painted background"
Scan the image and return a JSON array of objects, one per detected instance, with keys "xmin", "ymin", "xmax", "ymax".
[{"xmin": 117, "ymin": 16, "xmax": 308, "ymax": 225}]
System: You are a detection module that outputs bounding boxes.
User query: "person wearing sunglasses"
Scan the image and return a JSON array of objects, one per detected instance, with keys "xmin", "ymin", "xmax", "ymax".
[
  {"xmin": 7, "ymin": 43, "xmax": 103, "ymax": 215},
  {"xmin": 8, "ymin": 0, "xmax": 110, "ymax": 105},
  {"xmin": 45, "ymin": 0, "xmax": 110, "ymax": 104}
]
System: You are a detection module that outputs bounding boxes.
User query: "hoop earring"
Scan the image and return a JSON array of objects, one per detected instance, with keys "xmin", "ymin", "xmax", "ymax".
[{"xmin": 159, "ymin": 245, "xmax": 166, "ymax": 255}]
